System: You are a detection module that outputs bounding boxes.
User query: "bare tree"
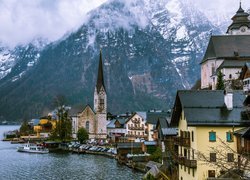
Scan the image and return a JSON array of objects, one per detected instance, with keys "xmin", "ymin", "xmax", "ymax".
[{"xmin": 197, "ymin": 137, "xmax": 250, "ymax": 179}]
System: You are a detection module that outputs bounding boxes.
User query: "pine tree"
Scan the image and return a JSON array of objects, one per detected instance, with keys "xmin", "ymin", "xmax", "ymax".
[{"xmin": 216, "ymin": 71, "xmax": 225, "ymax": 90}]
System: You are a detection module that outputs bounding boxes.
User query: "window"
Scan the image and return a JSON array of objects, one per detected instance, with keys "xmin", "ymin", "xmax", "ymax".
[
  {"xmin": 208, "ymin": 170, "xmax": 215, "ymax": 178},
  {"xmin": 229, "ymin": 74, "xmax": 232, "ymax": 79},
  {"xmin": 210, "ymin": 153, "xmax": 216, "ymax": 162},
  {"xmin": 226, "ymin": 132, "xmax": 233, "ymax": 142},
  {"xmin": 99, "ymin": 98, "xmax": 104, "ymax": 109},
  {"xmin": 192, "ymin": 169, "xmax": 195, "ymax": 177},
  {"xmin": 241, "ymin": 138, "xmax": 245, "ymax": 147},
  {"xmin": 227, "ymin": 153, "xmax": 234, "ymax": 162},
  {"xmin": 191, "ymin": 131, "xmax": 194, "ymax": 142},
  {"xmin": 86, "ymin": 121, "xmax": 89, "ymax": 133},
  {"xmin": 209, "ymin": 131, "xmax": 216, "ymax": 142}
]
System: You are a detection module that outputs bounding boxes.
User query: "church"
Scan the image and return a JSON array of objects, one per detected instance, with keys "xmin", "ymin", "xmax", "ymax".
[
  {"xmin": 201, "ymin": 2, "xmax": 250, "ymax": 90},
  {"xmin": 73, "ymin": 51, "xmax": 108, "ymax": 140}
]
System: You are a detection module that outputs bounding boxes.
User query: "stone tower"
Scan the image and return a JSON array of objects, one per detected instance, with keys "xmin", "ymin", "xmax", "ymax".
[{"xmin": 94, "ymin": 50, "xmax": 108, "ymax": 139}]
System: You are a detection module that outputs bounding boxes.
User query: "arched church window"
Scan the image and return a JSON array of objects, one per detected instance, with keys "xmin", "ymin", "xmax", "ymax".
[
  {"xmin": 86, "ymin": 121, "xmax": 90, "ymax": 133},
  {"xmin": 211, "ymin": 63, "xmax": 215, "ymax": 75}
]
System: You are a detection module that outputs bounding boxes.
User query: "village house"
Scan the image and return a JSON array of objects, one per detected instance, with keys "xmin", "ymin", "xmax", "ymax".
[
  {"xmin": 170, "ymin": 90, "xmax": 249, "ymax": 179},
  {"xmin": 201, "ymin": 3, "xmax": 250, "ymax": 90},
  {"xmin": 239, "ymin": 62, "xmax": 250, "ymax": 93},
  {"xmin": 125, "ymin": 112, "xmax": 148, "ymax": 142},
  {"xmin": 146, "ymin": 110, "xmax": 170, "ymax": 141},
  {"xmin": 234, "ymin": 127, "xmax": 250, "ymax": 157},
  {"xmin": 107, "ymin": 117, "xmax": 127, "ymax": 143}
]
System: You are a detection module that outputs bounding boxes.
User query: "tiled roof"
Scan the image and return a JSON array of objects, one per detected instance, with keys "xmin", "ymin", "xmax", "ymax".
[
  {"xmin": 126, "ymin": 111, "xmax": 147, "ymax": 123},
  {"xmin": 171, "ymin": 90, "xmax": 250, "ymax": 127},
  {"xmin": 201, "ymin": 35, "xmax": 250, "ymax": 63},
  {"xmin": 136, "ymin": 111, "xmax": 147, "ymax": 120},
  {"xmin": 146, "ymin": 111, "xmax": 170, "ymax": 124},
  {"xmin": 161, "ymin": 128, "xmax": 178, "ymax": 136},
  {"xmin": 107, "ymin": 118, "xmax": 126, "ymax": 129},
  {"xmin": 217, "ymin": 60, "xmax": 249, "ymax": 70},
  {"xmin": 234, "ymin": 127, "xmax": 250, "ymax": 139}
]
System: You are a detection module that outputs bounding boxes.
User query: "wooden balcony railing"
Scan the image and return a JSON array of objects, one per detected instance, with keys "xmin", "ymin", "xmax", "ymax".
[
  {"xmin": 126, "ymin": 134, "xmax": 147, "ymax": 139},
  {"xmin": 128, "ymin": 126, "xmax": 144, "ymax": 130},
  {"xmin": 174, "ymin": 137, "xmax": 191, "ymax": 147},
  {"xmin": 184, "ymin": 158, "xmax": 197, "ymax": 168},
  {"xmin": 178, "ymin": 156, "xmax": 197, "ymax": 168}
]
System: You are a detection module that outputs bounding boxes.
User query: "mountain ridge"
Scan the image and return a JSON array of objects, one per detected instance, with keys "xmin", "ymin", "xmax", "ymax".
[{"xmin": 0, "ymin": 0, "xmax": 221, "ymax": 121}]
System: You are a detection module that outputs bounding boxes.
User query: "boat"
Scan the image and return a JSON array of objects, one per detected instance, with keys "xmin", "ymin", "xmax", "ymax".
[{"xmin": 17, "ymin": 143, "xmax": 49, "ymax": 154}]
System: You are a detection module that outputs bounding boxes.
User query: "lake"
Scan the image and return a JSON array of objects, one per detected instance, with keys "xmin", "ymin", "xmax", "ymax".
[{"xmin": 0, "ymin": 125, "xmax": 143, "ymax": 180}]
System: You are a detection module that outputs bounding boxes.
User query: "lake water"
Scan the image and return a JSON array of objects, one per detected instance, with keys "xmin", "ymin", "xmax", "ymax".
[{"xmin": 0, "ymin": 126, "xmax": 143, "ymax": 180}]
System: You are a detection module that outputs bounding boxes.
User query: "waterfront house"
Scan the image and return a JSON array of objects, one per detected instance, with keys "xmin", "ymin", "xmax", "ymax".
[
  {"xmin": 125, "ymin": 112, "xmax": 147, "ymax": 142},
  {"xmin": 171, "ymin": 90, "xmax": 249, "ymax": 179},
  {"xmin": 107, "ymin": 117, "xmax": 126, "ymax": 143},
  {"xmin": 142, "ymin": 141, "xmax": 158, "ymax": 154},
  {"xmin": 146, "ymin": 110, "xmax": 170, "ymax": 141},
  {"xmin": 116, "ymin": 142, "xmax": 143, "ymax": 164},
  {"xmin": 155, "ymin": 117, "xmax": 178, "ymax": 178}
]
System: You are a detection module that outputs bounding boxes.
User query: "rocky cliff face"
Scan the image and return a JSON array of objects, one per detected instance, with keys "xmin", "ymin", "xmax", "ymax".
[{"xmin": 0, "ymin": 0, "xmax": 221, "ymax": 121}]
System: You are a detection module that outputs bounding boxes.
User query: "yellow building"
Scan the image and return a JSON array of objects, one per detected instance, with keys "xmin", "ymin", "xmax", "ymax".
[{"xmin": 171, "ymin": 90, "xmax": 249, "ymax": 179}]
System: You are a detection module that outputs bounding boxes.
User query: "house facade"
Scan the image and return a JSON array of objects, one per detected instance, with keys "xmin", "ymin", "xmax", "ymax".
[
  {"xmin": 171, "ymin": 90, "xmax": 249, "ymax": 180},
  {"xmin": 107, "ymin": 118, "xmax": 127, "ymax": 142},
  {"xmin": 126, "ymin": 112, "xmax": 147, "ymax": 141}
]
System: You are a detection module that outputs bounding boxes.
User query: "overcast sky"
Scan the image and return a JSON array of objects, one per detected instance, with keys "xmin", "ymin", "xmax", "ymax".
[{"xmin": 0, "ymin": 0, "xmax": 249, "ymax": 48}]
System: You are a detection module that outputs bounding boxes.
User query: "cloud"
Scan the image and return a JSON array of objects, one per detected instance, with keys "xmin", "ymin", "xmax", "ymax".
[
  {"xmin": 0, "ymin": 0, "xmax": 107, "ymax": 48},
  {"xmin": 1, "ymin": 0, "xmax": 250, "ymax": 48}
]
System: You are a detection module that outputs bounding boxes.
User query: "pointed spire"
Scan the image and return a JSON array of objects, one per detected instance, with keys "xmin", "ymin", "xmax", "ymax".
[
  {"xmin": 96, "ymin": 49, "xmax": 105, "ymax": 93},
  {"xmin": 237, "ymin": 1, "xmax": 244, "ymax": 13}
]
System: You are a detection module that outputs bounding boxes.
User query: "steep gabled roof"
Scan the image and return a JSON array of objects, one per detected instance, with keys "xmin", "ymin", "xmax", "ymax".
[
  {"xmin": 96, "ymin": 50, "xmax": 106, "ymax": 93},
  {"xmin": 234, "ymin": 127, "xmax": 250, "ymax": 139},
  {"xmin": 125, "ymin": 111, "xmax": 147, "ymax": 123},
  {"xmin": 239, "ymin": 62, "xmax": 250, "ymax": 79},
  {"xmin": 171, "ymin": 90, "xmax": 249, "ymax": 127},
  {"xmin": 201, "ymin": 35, "xmax": 250, "ymax": 63},
  {"xmin": 217, "ymin": 60, "xmax": 249, "ymax": 70},
  {"xmin": 107, "ymin": 118, "xmax": 126, "ymax": 129},
  {"xmin": 78, "ymin": 104, "xmax": 96, "ymax": 115},
  {"xmin": 146, "ymin": 111, "xmax": 170, "ymax": 125}
]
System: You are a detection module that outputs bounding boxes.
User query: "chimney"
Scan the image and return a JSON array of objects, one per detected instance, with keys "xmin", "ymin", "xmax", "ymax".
[{"xmin": 224, "ymin": 90, "xmax": 233, "ymax": 110}]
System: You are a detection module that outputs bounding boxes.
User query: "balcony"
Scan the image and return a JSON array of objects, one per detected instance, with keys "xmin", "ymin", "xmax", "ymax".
[
  {"xmin": 184, "ymin": 158, "xmax": 197, "ymax": 168},
  {"xmin": 174, "ymin": 137, "xmax": 190, "ymax": 147},
  {"xmin": 178, "ymin": 156, "xmax": 197, "ymax": 168},
  {"xmin": 128, "ymin": 126, "xmax": 144, "ymax": 130},
  {"xmin": 126, "ymin": 134, "xmax": 147, "ymax": 139},
  {"xmin": 178, "ymin": 156, "xmax": 185, "ymax": 165},
  {"xmin": 131, "ymin": 118, "xmax": 140, "ymax": 124}
]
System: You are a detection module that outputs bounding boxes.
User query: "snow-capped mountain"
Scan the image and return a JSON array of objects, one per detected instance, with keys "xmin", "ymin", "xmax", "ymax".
[{"xmin": 0, "ymin": 0, "xmax": 222, "ymax": 121}]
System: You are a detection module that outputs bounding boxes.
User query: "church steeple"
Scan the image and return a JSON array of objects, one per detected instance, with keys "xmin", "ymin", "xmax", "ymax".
[
  {"xmin": 96, "ymin": 50, "xmax": 106, "ymax": 93},
  {"xmin": 227, "ymin": 1, "xmax": 250, "ymax": 35}
]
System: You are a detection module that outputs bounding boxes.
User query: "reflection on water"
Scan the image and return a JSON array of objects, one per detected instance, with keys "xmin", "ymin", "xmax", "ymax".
[{"xmin": 0, "ymin": 126, "xmax": 143, "ymax": 180}]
